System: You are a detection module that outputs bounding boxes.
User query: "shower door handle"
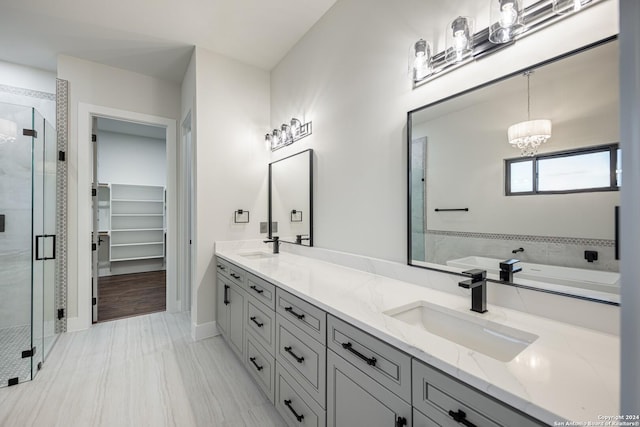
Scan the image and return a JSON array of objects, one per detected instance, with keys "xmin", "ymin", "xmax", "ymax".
[
  {"xmin": 44, "ymin": 234, "xmax": 56, "ymax": 260},
  {"xmin": 35, "ymin": 235, "xmax": 44, "ymax": 260}
]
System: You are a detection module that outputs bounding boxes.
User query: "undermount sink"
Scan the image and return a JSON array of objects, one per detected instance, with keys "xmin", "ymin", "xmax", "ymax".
[
  {"xmin": 384, "ymin": 301, "xmax": 538, "ymax": 362},
  {"xmin": 237, "ymin": 251, "xmax": 276, "ymax": 260}
]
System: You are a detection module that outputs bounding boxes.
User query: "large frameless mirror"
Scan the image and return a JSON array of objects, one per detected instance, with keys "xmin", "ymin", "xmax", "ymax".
[
  {"xmin": 408, "ymin": 37, "xmax": 619, "ymax": 304},
  {"xmin": 269, "ymin": 149, "xmax": 313, "ymax": 246}
]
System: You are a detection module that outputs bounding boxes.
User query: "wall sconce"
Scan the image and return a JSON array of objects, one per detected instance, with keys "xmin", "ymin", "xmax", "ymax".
[
  {"xmin": 446, "ymin": 17, "xmax": 475, "ymax": 64},
  {"xmin": 410, "ymin": 0, "xmax": 601, "ymax": 88},
  {"xmin": 0, "ymin": 118, "xmax": 17, "ymax": 143},
  {"xmin": 265, "ymin": 118, "xmax": 312, "ymax": 151},
  {"xmin": 234, "ymin": 209, "xmax": 250, "ymax": 223},
  {"xmin": 290, "ymin": 210, "xmax": 303, "ymax": 222},
  {"xmin": 489, "ymin": 0, "xmax": 525, "ymax": 44}
]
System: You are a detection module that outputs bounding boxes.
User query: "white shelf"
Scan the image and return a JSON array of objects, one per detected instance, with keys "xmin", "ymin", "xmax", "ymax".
[
  {"xmin": 111, "ymin": 242, "xmax": 164, "ymax": 247},
  {"xmin": 107, "ymin": 183, "xmax": 166, "ymax": 264}
]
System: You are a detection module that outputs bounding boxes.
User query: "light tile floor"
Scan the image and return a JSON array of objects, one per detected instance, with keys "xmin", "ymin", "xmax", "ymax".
[{"xmin": 0, "ymin": 312, "xmax": 286, "ymax": 427}]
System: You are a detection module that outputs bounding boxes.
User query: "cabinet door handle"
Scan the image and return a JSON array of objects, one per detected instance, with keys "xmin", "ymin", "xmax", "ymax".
[
  {"xmin": 284, "ymin": 306, "xmax": 305, "ymax": 320},
  {"xmin": 249, "ymin": 357, "xmax": 263, "ymax": 371},
  {"xmin": 448, "ymin": 409, "xmax": 477, "ymax": 427},
  {"xmin": 284, "ymin": 346, "xmax": 304, "ymax": 363},
  {"xmin": 250, "ymin": 285, "xmax": 264, "ymax": 294},
  {"xmin": 230, "ymin": 273, "xmax": 241, "ymax": 279},
  {"xmin": 341, "ymin": 342, "xmax": 377, "ymax": 366},
  {"xmin": 250, "ymin": 316, "xmax": 264, "ymax": 328},
  {"xmin": 284, "ymin": 399, "xmax": 304, "ymax": 422},
  {"xmin": 224, "ymin": 285, "xmax": 230, "ymax": 305},
  {"xmin": 217, "ymin": 264, "xmax": 226, "ymax": 270},
  {"xmin": 395, "ymin": 416, "xmax": 408, "ymax": 427}
]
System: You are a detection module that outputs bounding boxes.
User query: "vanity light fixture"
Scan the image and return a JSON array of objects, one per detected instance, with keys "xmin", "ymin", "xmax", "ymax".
[
  {"xmin": 410, "ymin": 39, "xmax": 432, "ymax": 82},
  {"xmin": 489, "ymin": 0, "xmax": 525, "ymax": 44},
  {"xmin": 409, "ymin": 0, "xmax": 601, "ymax": 88},
  {"xmin": 508, "ymin": 71, "xmax": 551, "ymax": 157},
  {"xmin": 0, "ymin": 118, "xmax": 17, "ymax": 143},
  {"xmin": 446, "ymin": 17, "xmax": 474, "ymax": 64},
  {"xmin": 265, "ymin": 118, "xmax": 312, "ymax": 151}
]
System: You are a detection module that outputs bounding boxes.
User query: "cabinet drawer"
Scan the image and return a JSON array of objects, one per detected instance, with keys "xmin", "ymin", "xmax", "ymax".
[
  {"xmin": 228, "ymin": 264, "xmax": 246, "ymax": 286},
  {"xmin": 246, "ymin": 298, "xmax": 276, "ymax": 354},
  {"xmin": 276, "ymin": 362, "xmax": 326, "ymax": 427},
  {"xmin": 327, "ymin": 314, "xmax": 411, "ymax": 403},
  {"xmin": 276, "ymin": 315, "xmax": 326, "ymax": 407},
  {"xmin": 276, "ymin": 289, "xmax": 326, "ymax": 345},
  {"xmin": 245, "ymin": 334, "xmax": 275, "ymax": 404},
  {"xmin": 412, "ymin": 359, "xmax": 545, "ymax": 427},
  {"xmin": 327, "ymin": 350, "xmax": 411, "ymax": 427},
  {"xmin": 245, "ymin": 272, "xmax": 276, "ymax": 310},
  {"xmin": 215, "ymin": 257, "xmax": 230, "ymax": 278}
]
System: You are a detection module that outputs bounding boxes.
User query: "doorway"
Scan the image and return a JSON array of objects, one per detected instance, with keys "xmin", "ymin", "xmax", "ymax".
[{"xmin": 91, "ymin": 117, "xmax": 168, "ymax": 323}]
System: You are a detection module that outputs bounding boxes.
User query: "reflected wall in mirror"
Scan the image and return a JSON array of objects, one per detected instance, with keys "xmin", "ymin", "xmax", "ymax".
[
  {"xmin": 269, "ymin": 149, "xmax": 313, "ymax": 246},
  {"xmin": 408, "ymin": 38, "xmax": 620, "ymax": 303}
]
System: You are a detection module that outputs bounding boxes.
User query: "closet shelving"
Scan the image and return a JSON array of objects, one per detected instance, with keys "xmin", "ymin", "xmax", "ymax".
[{"xmin": 109, "ymin": 184, "xmax": 166, "ymax": 263}]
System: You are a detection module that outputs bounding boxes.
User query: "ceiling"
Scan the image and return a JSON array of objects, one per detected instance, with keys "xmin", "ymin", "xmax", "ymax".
[{"xmin": 0, "ymin": 0, "xmax": 337, "ymax": 83}]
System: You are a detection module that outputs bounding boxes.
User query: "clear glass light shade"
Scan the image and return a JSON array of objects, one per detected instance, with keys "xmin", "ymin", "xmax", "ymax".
[
  {"xmin": 552, "ymin": 0, "xmax": 592, "ymax": 15},
  {"xmin": 508, "ymin": 119, "xmax": 552, "ymax": 156},
  {"xmin": 446, "ymin": 17, "xmax": 474, "ymax": 64},
  {"xmin": 281, "ymin": 123, "xmax": 291, "ymax": 144},
  {"xmin": 489, "ymin": 0, "xmax": 525, "ymax": 44},
  {"xmin": 290, "ymin": 118, "xmax": 301, "ymax": 137},
  {"xmin": 0, "ymin": 118, "xmax": 17, "ymax": 143},
  {"xmin": 409, "ymin": 39, "xmax": 432, "ymax": 82}
]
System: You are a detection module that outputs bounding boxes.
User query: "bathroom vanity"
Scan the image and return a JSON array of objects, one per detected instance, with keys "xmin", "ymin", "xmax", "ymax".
[{"xmin": 215, "ymin": 243, "xmax": 618, "ymax": 427}]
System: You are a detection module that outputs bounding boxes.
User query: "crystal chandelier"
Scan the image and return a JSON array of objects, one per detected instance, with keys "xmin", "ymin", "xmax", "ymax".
[{"xmin": 508, "ymin": 71, "xmax": 551, "ymax": 156}]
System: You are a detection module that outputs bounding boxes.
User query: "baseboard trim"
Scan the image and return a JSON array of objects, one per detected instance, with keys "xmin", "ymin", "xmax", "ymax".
[
  {"xmin": 66, "ymin": 316, "xmax": 89, "ymax": 332},
  {"xmin": 191, "ymin": 320, "xmax": 219, "ymax": 341}
]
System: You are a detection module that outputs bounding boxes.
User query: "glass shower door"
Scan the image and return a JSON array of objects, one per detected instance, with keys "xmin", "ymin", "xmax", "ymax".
[{"xmin": 0, "ymin": 103, "xmax": 35, "ymax": 386}]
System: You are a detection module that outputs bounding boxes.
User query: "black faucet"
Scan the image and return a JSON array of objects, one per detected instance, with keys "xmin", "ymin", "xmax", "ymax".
[
  {"xmin": 295, "ymin": 234, "xmax": 310, "ymax": 245},
  {"xmin": 264, "ymin": 236, "xmax": 280, "ymax": 254},
  {"xmin": 458, "ymin": 269, "xmax": 487, "ymax": 313},
  {"xmin": 512, "ymin": 247, "xmax": 524, "ymax": 254},
  {"xmin": 499, "ymin": 258, "xmax": 522, "ymax": 282}
]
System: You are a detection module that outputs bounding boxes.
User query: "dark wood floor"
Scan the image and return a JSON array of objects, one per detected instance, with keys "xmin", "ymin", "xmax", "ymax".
[{"xmin": 98, "ymin": 271, "xmax": 166, "ymax": 322}]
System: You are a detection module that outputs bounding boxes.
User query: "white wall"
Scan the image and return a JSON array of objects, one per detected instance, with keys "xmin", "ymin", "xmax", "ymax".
[
  {"xmin": 192, "ymin": 47, "xmax": 270, "ymax": 330},
  {"xmin": 0, "ymin": 60, "xmax": 56, "ymax": 124},
  {"xmin": 270, "ymin": 0, "xmax": 619, "ymax": 263},
  {"xmin": 57, "ymin": 55, "xmax": 180, "ymax": 326},
  {"xmin": 97, "ymin": 131, "xmax": 167, "ymax": 187}
]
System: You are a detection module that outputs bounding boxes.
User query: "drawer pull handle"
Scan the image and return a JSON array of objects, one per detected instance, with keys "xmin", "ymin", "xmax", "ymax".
[
  {"xmin": 341, "ymin": 342, "xmax": 377, "ymax": 366},
  {"xmin": 284, "ymin": 306, "xmax": 305, "ymax": 320},
  {"xmin": 250, "ymin": 316, "xmax": 264, "ymax": 328},
  {"xmin": 249, "ymin": 357, "xmax": 263, "ymax": 371},
  {"xmin": 284, "ymin": 399, "xmax": 304, "ymax": 422},
  {"xmin": 396, "ymin": 416, "xmax": 408, "ymax": 427},
  {"xmin": 250, "ymin": 285, "xmax": 264, "ymax": 294},
  {"xmin": 448, "ymin": 410, "xmax": 477, "ymax": 427},
  {"xmin": 217, "ymin": 264, "xmax": 226, "ymax": 270},
  {"xmin": 223, "ymin": 285, "xmax": 230, "ymax": 305},
  {"xmin": 230, "ymin": 273, "xmax": 241, "ymax": 279},
  {"xmin": 284, "ymin": 346, "xmax": 304, "ymax": 363}
]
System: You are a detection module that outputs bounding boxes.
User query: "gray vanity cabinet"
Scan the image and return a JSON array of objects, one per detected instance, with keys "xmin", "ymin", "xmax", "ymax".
[
  {"xmin": 412, "ymin": 359, "xmax": 545, "ymax": 427},
  {"xmin": 327, "ymin": 350, "xmax": 411, "ymax": 427},
  {"xmin": 216, "ymin": 275, "xmax": 245, "ymax": 359}
]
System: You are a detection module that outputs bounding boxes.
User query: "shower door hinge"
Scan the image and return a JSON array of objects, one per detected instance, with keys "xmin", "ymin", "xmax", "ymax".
[
  {"xmin": 92, "ymin": 188, "xmax": 97, "ymax": 197},
  {"xmin": 58, "ymin": 151, "xmax": 66, "ymax": 161},
  {"xmin": 57, "ymin": 308, "xmax": 65, "ymax": 320},
  {"xmin": 92, "ymin": 134, "xmax": 97, "ymax": 142},
  {"xmin": 92, "ymin": 243, "xmax": 97, "ymax": 251},
  {"xmin": 92, "ymin": 297, "xmax": 97, "ymax": 306},
  {"xmin": 8, "ymin": 378, "xmax": 19, "ymax": 387},
  {"xmin": 22, "ymin": 347, "xmax": 35, "ymax": 358},
  {"xmin": 23, "ymin": 129, "xmax": 37, "ymax": 138}
]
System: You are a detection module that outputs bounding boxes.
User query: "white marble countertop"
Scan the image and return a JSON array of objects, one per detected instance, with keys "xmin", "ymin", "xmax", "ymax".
[{"xmin": 215, "ymin": 244, "xmax": 619, "ymax": 425}]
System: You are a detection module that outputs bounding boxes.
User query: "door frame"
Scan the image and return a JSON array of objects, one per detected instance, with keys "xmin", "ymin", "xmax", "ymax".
[{"xmin": 75, "ymin": 103, "xmax": 178, "ymax": 330}]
